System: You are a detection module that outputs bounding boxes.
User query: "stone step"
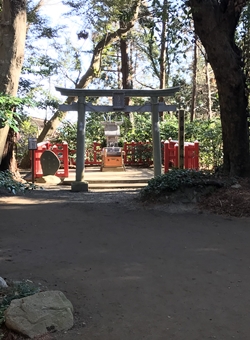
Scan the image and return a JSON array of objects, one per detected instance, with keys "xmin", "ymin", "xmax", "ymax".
[
  {"xmin": 62, "ymin": 180, "xmax": 148, "ymax": 189},
  {"xmin": 88, "ymin": 183, "xmax": 147, "ymax": 189},
  {"xmin": 62, "ymin": 178, "xmax": 149, "ymax": 184}
]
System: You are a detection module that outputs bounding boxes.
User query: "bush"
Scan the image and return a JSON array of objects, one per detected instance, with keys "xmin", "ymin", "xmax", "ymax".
[
  {"xmin": 16, "ymin": 117, "xmax": 39, "ymax": 165},
  {"xmin": 140, "ymin": 168, "xmax": 214, "ymax": 201},
  {"xmin": 185, "ymin": 119, "xmax": 223, "ymax": 169},
  {"xmin": 0, "ymin": 171, "xmax": 41, "ymax": 195}
]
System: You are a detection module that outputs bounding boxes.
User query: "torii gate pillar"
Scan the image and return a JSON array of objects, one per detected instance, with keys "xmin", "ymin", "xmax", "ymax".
[
  {"xmin": 151, "ymin": 96, "xmax": 161, "ymax": 176},
  {"xmin": 71, "ymin": 95, "xmax": 88, "ymax": 192}
]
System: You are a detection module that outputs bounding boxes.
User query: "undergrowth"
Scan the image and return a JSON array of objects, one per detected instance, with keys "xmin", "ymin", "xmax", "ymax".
[
  {"xmin": 139, "ymin": 168, "xmax": 215, "ymax": 201},
  {"xmin": 0, "ymin": 170, "xmax": 41, "ymax": 195},
  {"xmin": 0, "ymin": 280, "xmax": 41, "ymax": 338}
]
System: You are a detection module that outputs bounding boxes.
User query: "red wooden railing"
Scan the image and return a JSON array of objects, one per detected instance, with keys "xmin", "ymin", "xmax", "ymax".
[
  {"xmin": 123, "ymin": 141, "xmax": 153, "ymax": 166},
  {"xmin": 33, "ymin": 142, "xmax": 69, "ymax": 178},
  {"xmin": 164, "ymin": 139, "xmax": 199, "ymax": 173},
  {"xmin": 69, "ymin": 142, "xmax": 102, "ymax": 166},
  {"xmin": 70, "ymin": 140, "xmax": 199, "ymax": 170},
  {"xmin": 33, "ymin": 140, "xmax": 199, "ymax": 178}
]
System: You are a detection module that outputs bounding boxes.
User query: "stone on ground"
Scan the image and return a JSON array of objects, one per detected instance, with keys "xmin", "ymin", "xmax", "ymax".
[
  {"xmin": 4, "ymin": 290, "xmax": 73, "ymax": 339},
  {"xmin": 0, "ymin": 276, "xmax": 8, "ymax": 288},
  {"xmin": 35, "ymin": 175, "xmax": 61, "ymax": 184}
]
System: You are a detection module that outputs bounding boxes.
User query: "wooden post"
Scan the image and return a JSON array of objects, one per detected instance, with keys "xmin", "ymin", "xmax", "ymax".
[
  {"xmin": 31, "ymin": 150, "xmax": 35, "ymax": 183},
  {"xmin": 75, "ymin": 96, "xmax": 86, "ymax": 181},
  {"xmin": 164, "ymin": 140, "xmax": 169, "ymax": 173},
  {"xmin": 28, "ymin": 138, "xmax": 37, "ymax": 183},
  {"xmin": 178, "ymin": 109, "xmax": 185, "ymax": 169},
  {"xmin": 151, "ymin": 96, "xmax": 162, "ymax": 176}
]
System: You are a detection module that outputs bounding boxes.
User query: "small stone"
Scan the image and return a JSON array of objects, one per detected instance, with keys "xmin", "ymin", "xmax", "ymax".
[
  {"xmin": 0, "ymin": 277, "xmax": 8, "ymax": 288},
  {"xmin": 231, "ymin": 184, "xmax": 242, "ymax": 189},
  {"xmin": 36, "ymin": 175, "xmax": 61, "ymax": 184}
]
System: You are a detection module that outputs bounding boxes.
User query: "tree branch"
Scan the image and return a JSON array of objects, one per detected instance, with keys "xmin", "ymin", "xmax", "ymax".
[{"xmin": 37, "ymin": 0, "xmax": 142, "ymax": 142}]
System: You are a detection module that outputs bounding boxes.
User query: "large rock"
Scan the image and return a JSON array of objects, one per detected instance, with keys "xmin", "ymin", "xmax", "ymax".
[{"xmin": 5, "ymin": 290, "xmax": 74, "ymax": 338}]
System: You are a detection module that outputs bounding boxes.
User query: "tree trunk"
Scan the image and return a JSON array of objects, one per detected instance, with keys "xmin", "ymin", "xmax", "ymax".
[
  {"xmin": 205, "ymin": 57, "xmax": 212, "ymax": 120},
  {"xmin": 120, "ymin": 30, "xmax": 134, "ymax": 129},
  {"xmin": 190, "ymin": 35, "xmax": 198, "ymax": 122},
  {"xmin": 37, "ymin": 114, "xmax": 62, "ymax": 143},
  {"xmin": 241, "ymin": 4, "xmax": 250, "ymax": 104},
  {"xmin": 0, "ymin": 0, "xmax": 27, "ymax": 167},
  {"xmin": 120, "ymin": 28, "xmax": 132, "ymax": 105},
  {"xmin": 159, "ymin": 0, "xmax": 168, "ymax": 119},
  {"xmin": 190, "ymin": 0, "xmax": 250, "ymax": 176},
  {"xmin": 0, "ymin": 125, "xmax": 10, "ymax": 165},
  {"xmin": 0, "ymin": 128, "xmax": 18, "ymax": 172}
]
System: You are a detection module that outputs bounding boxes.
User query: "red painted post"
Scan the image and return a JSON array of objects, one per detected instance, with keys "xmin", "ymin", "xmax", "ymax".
[
  {"xmin": 123, "ymin": 142, "xmax": 127, "ymax": 164},
  {"xmin": 184, "ymin": 144, "xmax": 189, "ymax": 169},
  {"xmin": 128, "ymin": 142, "xmax": 132, "ymax": 166},
  {"xmin": 146, "ymin": 140, "xmax": 153, "ymax": 166},
  {"xmin": 62, "ymin": 142, "xmax": 69, "ymax": 177},
  {"xmin": 131, "ymin": 140, "xmax": 135, "ymax": 164},
  {"xmin": 140, "ymin": 141, "xmax": 144, "ymax": 166},
  {"xmin": 49, "ymin": 143, "xmax": 69, "ymax": 177},
  {"xmin": 164, "ymin": 140, "xmax": 170, "ymax": 173},
  {"xmin": 194, "ymin": 141, "xmax": 199, "ymax": 169},
  {"xmin": 85, "ymin": 145, "xmax": 90, "ymax": 165},
  {"xmin": 96, "ymin": 142, "xmax": 102, "ymax": 165},
  {"xmin": 174, "ymin": 143, "xmax": 179, "ymax": 167},
  {"xmin": 34, "ymin": 142, "xmax": 49, "ymax": 177},
  {"xmin": 93, "ymin": 141, "xmax": 97, "ymax": 164}
]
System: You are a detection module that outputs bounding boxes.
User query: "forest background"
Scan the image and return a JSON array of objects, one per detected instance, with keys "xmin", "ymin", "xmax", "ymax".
[{"xmin": 0, "ymin": 0, "xmax": 250, "ymax": 176}]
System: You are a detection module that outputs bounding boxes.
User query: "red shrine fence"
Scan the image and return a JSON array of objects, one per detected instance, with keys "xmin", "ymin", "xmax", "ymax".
[{"xmin": 31, "ymin": 140, "xmax": 199, "ymax": 178}]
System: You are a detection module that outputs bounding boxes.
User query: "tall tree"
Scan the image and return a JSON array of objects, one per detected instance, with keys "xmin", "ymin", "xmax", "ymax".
[
  {"xmin": 0, "ymin": 0, "xmax": 27, "ymax": 169},
  {"xmin": 190, "ymin": 34, "xmax": 198, "ymax": 122},
  {"xmin": 0, "ymin": 0, "xmax": 50, "ymax": 170},
  {"xmin": 205, "ymin": 56, "xmax": 212, "ymax": 119},
  {"xmin": 189, "ymin": 0, "xmax": 250, "ymax": 176},
  {"xmin": 238, "ymin": 3, "xmax": 250, "ymax": 103}
]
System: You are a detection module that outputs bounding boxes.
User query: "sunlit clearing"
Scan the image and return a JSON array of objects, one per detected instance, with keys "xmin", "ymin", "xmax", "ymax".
[{"xmin": 0, "ymin": 197, "xmax": 67, "ymax": 205}]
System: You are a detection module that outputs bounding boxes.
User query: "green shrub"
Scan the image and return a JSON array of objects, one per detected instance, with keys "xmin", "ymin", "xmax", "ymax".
[
  {"xmin": 185, "ymin": 119, "xmax": 223, "ymax": 169},
  {"xmin": 16, "ymin": 117, "xmax": 39, "ymax": 165},
  {"xmin": 0, "ymin": 171, "xmax": 41, "ymax": 194},
  {"xmin": 140, "ymin": 168, "xmax": 214, "ymax": 201}
]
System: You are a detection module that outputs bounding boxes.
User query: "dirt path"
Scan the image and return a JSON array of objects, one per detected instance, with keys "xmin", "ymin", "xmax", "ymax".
[{"xmin": 1, "ymin": 189, "xmax": 250, "ymax": 339}]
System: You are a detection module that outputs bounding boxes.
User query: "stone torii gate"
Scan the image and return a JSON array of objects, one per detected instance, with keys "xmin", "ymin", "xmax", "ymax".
[{"xmin": 56, "ymin": 87, "xmax": 180, "ymax": 191}]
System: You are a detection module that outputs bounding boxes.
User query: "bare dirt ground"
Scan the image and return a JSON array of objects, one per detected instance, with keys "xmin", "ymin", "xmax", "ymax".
[
  {"xmin": 199, "ymin": 178, "xmax": 250, "ymax": 217},
  {"xmin": 1, "ymin": 183, "xmax": 250, "ymax": 340}
]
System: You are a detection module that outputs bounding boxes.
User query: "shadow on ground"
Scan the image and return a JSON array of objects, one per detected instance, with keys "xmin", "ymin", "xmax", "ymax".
[{"xmin": 0, "ymin": 190, "xmax": 250, "ymax": 339}]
